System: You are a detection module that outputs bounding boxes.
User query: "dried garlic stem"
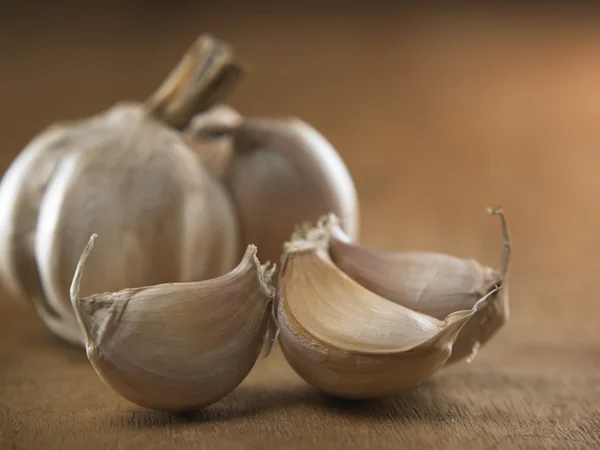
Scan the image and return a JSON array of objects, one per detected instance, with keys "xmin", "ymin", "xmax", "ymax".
[{"xmin": 146, "ymin": 34, "xmax": 247, "ymax": 129}]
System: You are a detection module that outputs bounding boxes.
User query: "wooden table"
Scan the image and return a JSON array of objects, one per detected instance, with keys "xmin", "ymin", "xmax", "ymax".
[{"xmin": 1, "ymin": 4, "xmax": 599, "ymax": 449}]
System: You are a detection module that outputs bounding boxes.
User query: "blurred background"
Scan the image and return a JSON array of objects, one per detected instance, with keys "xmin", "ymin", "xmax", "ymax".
[
  {"xmin": 2, "ymin": 2, "xmax": 600, "ymax": 446},
  {"xmin": 2, "ymin": 2, "xmax": 600, "ymax": 337}
]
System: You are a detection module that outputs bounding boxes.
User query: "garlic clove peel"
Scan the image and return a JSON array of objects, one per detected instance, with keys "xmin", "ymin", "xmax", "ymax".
[
  {"xmin": 327, "ymin": 208, "xmax": 511, "ymax": 365},
  {"xmin": 276, "ymin": 227, "xmax": 499, "ymax": 399},
  {"xmin": 70, "ymin": 235, "xmax": 276, "ymax": 412},
  {"xmin": 221, "ymin": 117, "xmax": 359, "ymax": 263}
]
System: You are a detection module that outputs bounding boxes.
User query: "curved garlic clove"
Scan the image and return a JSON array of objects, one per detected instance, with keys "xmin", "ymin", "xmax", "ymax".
[
  {"xmin": 70, "ymin": 236, "xmax": 276, "ymax": 412},
  {"xmin": 327, "ymin": 208, "xmax": 511, "ymax": 365},
  {"xmin": 34, "ymin": 104, "xmax": 239, "ymax": 327},
  {"xmin": 276, "ymin": 226, "xmax": 499, "ymax": 399},
  {"xmin": 221, "ymin": 117, "xmax": 359, "ymax": 263}
]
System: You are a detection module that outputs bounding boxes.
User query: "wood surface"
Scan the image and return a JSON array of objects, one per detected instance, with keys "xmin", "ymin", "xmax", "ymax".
[{"xmin": 1, "ymin": 4, "xmax": 600, "ymax": 449}]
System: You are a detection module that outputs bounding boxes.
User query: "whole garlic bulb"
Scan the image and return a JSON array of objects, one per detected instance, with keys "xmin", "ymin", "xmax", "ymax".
[
  {"xmin": 0, "ymin": 35, "xmax": 243, "ymax": 346},
  {"xmin": 187, "ymin": 115, "xmax": 360, "ymax": 264},
  {"xmin": 276, "ymin": 212, "xmax": 507, "ymax": 399}
]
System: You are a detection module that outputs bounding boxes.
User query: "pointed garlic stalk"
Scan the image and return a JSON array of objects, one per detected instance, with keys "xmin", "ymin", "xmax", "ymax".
[
  {"xmin": 145, "ymin": 34, "xmax": 246, "ymax": 129},
  {"xmin": 276, "ymin": 223, "xmax": 500, "ymax": 399},
  {"xmin": 0, "ymin": 34, "xmax": 244, "ymax": 345},
  {"xmin": 327, "ymin": 208, "xmax": 511, "ymax": 365},
  {"xmin": 189, "ymin": 116, "xmax": 360, "ymax": 263},
  {"xmin": 70, "ymin": 235, "xmax": 276, "ymax": 412}
]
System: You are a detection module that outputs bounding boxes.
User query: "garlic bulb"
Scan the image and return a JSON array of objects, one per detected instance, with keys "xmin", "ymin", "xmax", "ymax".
[
  {"xmin": 328, "ymin": 208, "xmax": 511, "ymax": 365},
  {"xmin": 276, "ymin": 220, "xmax": 501, "ymax": 399},
  {"xmin": 195, "ymin": 117, "xmax": 360, "ymax": 263},
  {"xmin": 0, "ymin": 34, "xmax": 244, "ymax": 345},
  {"xmin": 70, "ymin": 235, "xmax": 276, "ymax": 412}
]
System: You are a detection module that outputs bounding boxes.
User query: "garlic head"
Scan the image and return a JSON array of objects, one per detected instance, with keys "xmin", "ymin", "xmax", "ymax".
[{"xmin": 0, "ymin": 34, "xmax": 244, "ymax": 346}]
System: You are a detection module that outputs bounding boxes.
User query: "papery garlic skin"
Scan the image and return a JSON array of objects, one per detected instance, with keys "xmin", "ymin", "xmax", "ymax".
[
  {"xmin": 276, "ymin": 230, "xmax": 493, "ymax": 399},
  {"xmin": 222, "ymin": 118, "xmax": 359, "ymax": 263},
  {"xmin": 327, "ymin": 209, "xmax": 510, "ymax": 365},
  {"xmin": 144, "ymin": 34, "xmax": 245, "ymax": 129},
  {"xmin": 71, "ymin": 237, "xmax": 275, "ymax": 412}
]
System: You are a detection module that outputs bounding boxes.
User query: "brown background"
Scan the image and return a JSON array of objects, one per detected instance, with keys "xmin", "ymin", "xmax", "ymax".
[{"xmin": 1, "ymin": 2, "xmax": 600, "ymax": 449}]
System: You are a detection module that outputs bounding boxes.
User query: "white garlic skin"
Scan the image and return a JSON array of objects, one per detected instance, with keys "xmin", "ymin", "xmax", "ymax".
[{"xmin": 0, "ymin": 102, "xmax": 239, "ymax": 345}]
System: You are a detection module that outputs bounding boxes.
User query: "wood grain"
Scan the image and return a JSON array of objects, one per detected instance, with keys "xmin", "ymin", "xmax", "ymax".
[{"xmin": 1, "ymin": 4, "xmax": 600, "ymax": 449}]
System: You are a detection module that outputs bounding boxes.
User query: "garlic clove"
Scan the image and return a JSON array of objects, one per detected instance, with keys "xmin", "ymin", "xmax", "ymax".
[
  {"xmin": 70, "ymin": 235, "xmax": 275, "ymax": 412},
  {"xmin": 326, "ymin": 208, "xmax": 511, "ymax": 365},
  {"xmin": 221, "ymin": 117, "xmax": 359, "ymax": 264},
  {"xmin": 276, "ymin": 227, "xmax": 498, "ymax": 399},
  {"xmin": 34, "ymin": 104, "xmax": 239, "ymax": 332},
  {"xmin": 184, "ymin": 104, "xmax": 243, "ymax": 178}
]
